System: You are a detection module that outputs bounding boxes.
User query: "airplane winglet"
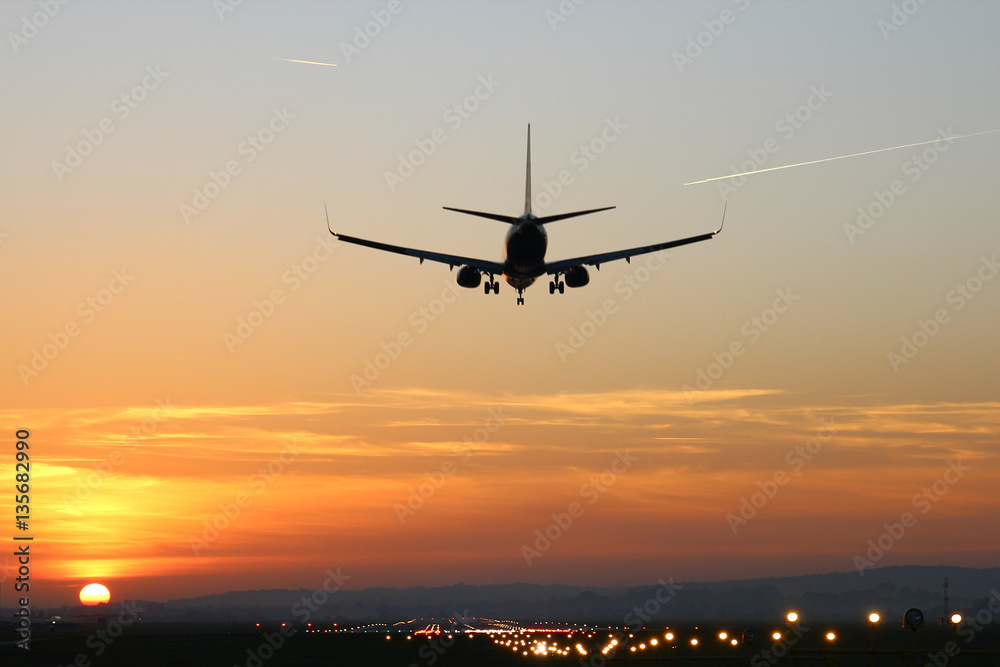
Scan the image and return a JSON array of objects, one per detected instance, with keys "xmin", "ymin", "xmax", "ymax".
[
  {"xmin": 715, "ymin": 201, "xmax": 728, "ymax": 235},
  {"xmin": 324, "ymin": 203, "xmax": 336, "ymax": 236}
]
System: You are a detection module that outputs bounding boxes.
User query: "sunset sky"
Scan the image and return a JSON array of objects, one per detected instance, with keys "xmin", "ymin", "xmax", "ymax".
[{"xmin": 2, "ymin": 0, "xmax": 998, "ymax": 607}]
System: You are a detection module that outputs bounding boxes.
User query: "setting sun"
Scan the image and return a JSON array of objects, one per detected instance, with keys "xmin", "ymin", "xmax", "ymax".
[{"xmin": 79, "ymin": 583, "xmax": 111, "ymax": 606}]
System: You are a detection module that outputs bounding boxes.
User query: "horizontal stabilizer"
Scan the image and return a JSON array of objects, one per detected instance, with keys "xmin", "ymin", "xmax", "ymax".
[
  {"xmin": 534, "ymin": 206, "xmax": 616, "ymax": 225},
  {"xmin": 442, "ymin": 206, "xmax": 522, "ymax": 224}
]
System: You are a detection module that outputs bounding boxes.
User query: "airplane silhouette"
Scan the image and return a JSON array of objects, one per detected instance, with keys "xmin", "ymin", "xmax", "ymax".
[{"xmin": 328, "ymin": 125, "xmax": 725, "ymax": 305}]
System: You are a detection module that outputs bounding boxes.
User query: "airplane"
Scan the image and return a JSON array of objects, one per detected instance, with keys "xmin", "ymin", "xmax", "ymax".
[{"xmin": 327, "ymin": 125, "xmax": 725, "ymax": 305}]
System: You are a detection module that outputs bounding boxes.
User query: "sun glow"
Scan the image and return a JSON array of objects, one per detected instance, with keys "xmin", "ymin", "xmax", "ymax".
[{"xmin": 79, "ymin": 583, "xmax": 111, "ymax": 606}]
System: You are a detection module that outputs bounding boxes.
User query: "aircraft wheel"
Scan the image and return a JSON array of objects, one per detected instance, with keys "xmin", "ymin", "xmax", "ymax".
[
  {"xmin": 558, "ymin": 282, "xmax": 565, "ymax": 294},
  {"xmin": 517, "ymin": 297, "xmax": 524, "ymax": 305},
  {"xmin": 549, "ymin": 281, "xmax": 555, "ymax": 294},
  {"xmin": 484, "ymin": 282, "xmax": 491, "ymax": 294},
  {"xmin": 493, "ymin": 282, "xmax": 499, "ymax": 294}
]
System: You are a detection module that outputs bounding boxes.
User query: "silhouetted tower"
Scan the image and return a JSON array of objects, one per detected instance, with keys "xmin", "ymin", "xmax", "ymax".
[{"xmin": 943, "ymin": 576, "xmax": 949, "ymax": 615}]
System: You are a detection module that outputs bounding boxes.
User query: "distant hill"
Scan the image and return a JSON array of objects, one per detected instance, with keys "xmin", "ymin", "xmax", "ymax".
[{"xmin": 42, "ymin": 566, "xmax": 1000, "ymax": 624}]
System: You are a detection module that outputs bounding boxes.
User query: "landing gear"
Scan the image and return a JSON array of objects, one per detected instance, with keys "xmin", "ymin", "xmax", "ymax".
[
  {"xmin": 516, "ymin": 289, "xmax": 525, "ymax": 305},
  {"xmin": 548, "ymin": 278, "xmax": 565, "ymax": 294},
  {"xmin": 484, "ymin": 276, "xmax": 500, "ymax": 295}
]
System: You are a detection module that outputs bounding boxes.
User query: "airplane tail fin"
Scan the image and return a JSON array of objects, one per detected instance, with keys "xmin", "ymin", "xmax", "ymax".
[
  {"xmin": 442, "ymin": 124, "xmax": 615, "ymax": 225},
  {"xmin": 524, "ymin": 124, "xmax": 532, "ymax": 217}
]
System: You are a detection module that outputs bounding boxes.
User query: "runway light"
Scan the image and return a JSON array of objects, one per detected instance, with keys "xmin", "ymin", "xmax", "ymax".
[
  {"xmin": 665, "ymin": 632, "xmax": 674, "ymax": 641},
  {"xmin": 651, "ymin": 638, "xmax": 658, "ymax": 646},
  {"xmin": 868, "ymin": 612, "xmax": 881, "ymax": 624},
  {"xmin": 950, "ymin": 613, "xmax": 963, "ymax": 625},
  {"xmin": 826, "ymin": 632, "xmax": 836, "ymax": 641},
  {"xmin": 786, "ymin": 612, "xmax": 799, "ymax": 623},
  {"xmin": 719, "ymin": 631, "xmax": 728, "ymax": 641},
  {"xmin": 772, "ymin": 632, "xmax": 783, "ymax": 641},
  {"xmin": 731, "ymin": 639, "xmax": 739, "ymax": 646},
  {"xmin": 690, "ymin": 638, "xmax": 699, "ymax": 646}
]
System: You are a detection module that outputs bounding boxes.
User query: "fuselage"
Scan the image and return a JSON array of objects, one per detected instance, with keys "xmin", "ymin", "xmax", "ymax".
[{"xmin": 503, "ymin": 216, "xmax": 548, "ymax": 288}]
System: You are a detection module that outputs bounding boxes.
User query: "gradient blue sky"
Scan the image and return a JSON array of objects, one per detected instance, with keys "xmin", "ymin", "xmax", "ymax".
[{"xmin": 2, "ymin": 1, "xmax": 998, "ymax": 605}]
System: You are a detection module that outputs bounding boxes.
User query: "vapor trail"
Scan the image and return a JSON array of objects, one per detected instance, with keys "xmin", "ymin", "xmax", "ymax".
[
  {"xmin": 684, "ymin": 128, "xmax": 1000, "ymax": 186},
  {"xmin": 274, "ymin": 58, "xmax": 338, "ymax": 68}
]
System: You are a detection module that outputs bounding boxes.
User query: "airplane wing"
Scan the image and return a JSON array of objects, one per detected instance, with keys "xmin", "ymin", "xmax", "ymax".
[
  {"xmin": 544, "ymin": 205, "xmax": 726, "ymax": 274},
  {"xmin": 331, "ymin": 231, "xmax": 506, "ymax": 275},
  {"xmin": 326, "ymin": 204, "xmax": 506, "ymax": 275}
]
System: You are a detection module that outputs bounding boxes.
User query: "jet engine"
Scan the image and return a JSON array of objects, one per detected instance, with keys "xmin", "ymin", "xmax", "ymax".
[
  {"xmin": 456, "ymin": 266, "xmax": 482, "ymax": 288},
  {"xmin": 564, "ymin": 266, "xmax": 589, "ymax": 288}
]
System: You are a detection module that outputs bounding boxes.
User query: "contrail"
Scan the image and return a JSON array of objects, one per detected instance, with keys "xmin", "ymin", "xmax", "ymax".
[
  {"xmin": 684, "ymin": 128, "xmax": 1000, "ymax": 186},
  {"xmin": 273, "ymin": 58, "xmax": 338, "ymax": 68}
]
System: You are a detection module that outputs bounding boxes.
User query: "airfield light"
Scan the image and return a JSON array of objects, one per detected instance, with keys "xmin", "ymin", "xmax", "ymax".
[
  {"xmin": 868, "ymin": 612, "xmax": 881, "ymax": 624},
  {"xmin": 772, "ymin": 631, "xmax": 783, "ymax": 641},
  {"xmin": 651, "ymin": 638, "xmax": 659, "ymax": 646},
  {"xmin": 690, "ymin": 638, "xmax": 699, "ymax": 646},
  {"xmin": 903, "ymin": 608, "xmax": 925, "ymax": 630},
  {"xmin": 825, "ymin": 632, "xmax": 836, "ymax": 641},
  {"xmin": 786, "ymin": 612, "xmax": 799, "ymax": 623},
  {"xmin": 731, "ymin": 639, "xmax": 739, "ymax": 646},
  {"xmin": 665, "ymin": 632, "xmax": 674, "ymax": 641},
  {"xmin": 950, "ymin": 613, "xmax": 963, "ymax": 625},
  {"xmin": 719, "ymin": 631, "xmax": 728, "ymax": 641}
]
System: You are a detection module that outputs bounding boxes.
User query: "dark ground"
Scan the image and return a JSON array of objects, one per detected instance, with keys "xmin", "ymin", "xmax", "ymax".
[{"xmin": 2, "ymin": 621, "xmax": 999, "ymax": 666}]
